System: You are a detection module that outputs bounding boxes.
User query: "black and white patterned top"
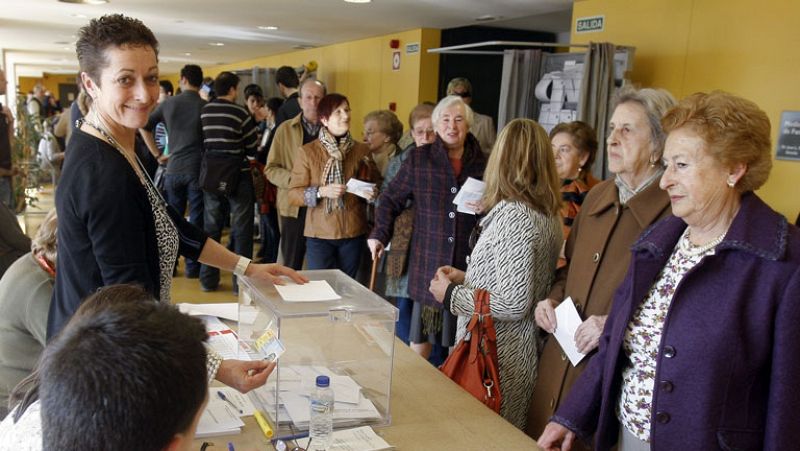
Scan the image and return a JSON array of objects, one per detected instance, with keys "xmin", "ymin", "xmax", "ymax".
[
  {"xmin": 138, "ymin": 167, "xmax": 179, "ymax": 304},
  {"xmin": 447, "ymin": 200, "xmax": 562, "ymax": 430}
]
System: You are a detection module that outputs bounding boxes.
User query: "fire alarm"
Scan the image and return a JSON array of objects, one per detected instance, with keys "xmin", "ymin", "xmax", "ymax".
[
  {"xmin": 390, "ymin": 39, "xmax": 400, "ymax": 49},
  {"xmin": 388, "ymin": 102, "xmax": 397, "ymax": 112}
]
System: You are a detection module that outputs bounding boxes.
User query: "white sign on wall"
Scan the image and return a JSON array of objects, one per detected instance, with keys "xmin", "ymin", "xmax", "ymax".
[{"xmin": 576, "ymin": 15, "xmax": 605, "ymax": 33}]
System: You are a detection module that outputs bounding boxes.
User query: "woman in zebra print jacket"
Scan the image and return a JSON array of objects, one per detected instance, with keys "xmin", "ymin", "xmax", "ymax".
[{"xmin": 430, "ymin": 118, "xmax": 563, "ymax": 429}]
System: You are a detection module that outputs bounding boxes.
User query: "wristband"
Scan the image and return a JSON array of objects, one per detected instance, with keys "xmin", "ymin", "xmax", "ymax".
[{"xmin": 234, "ymin": 256, "xmax": 251, "ymax": 277}]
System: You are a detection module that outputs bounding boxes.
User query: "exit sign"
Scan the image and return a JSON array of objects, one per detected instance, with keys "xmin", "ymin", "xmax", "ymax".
[{"xmin": 576, "ymin": 15, "xmax": 605, "ymax": 33}]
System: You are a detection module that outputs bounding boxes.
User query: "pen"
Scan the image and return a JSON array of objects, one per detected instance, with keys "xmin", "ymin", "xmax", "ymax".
[
  {"xmin": 253, "ymin": 410, "xmax": 274, "ymax": 439},
  {"xmin": 216, "ymin": 390, "xmax": 243, "ymax": 414},
  {"xmin": 270, "ymin": 431, "xmax": 309, "ymax": 445},
  {"xmin": 227, "ymin": 442, "xmax": 235, "ymax": 451}
]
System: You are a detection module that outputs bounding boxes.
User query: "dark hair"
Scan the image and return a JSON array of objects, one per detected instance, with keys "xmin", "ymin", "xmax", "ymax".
[
  {"xmin": 214, "ymin": 71, "xmax": 240, "ymax": 97},
  {"xmin": 549, "ymin": 121, "xmax": 599, "ymax": 174},
  {"xmin": 275, "ymin": 65, "xmax": 299, "ymax": 89},
  {"xmin": 158, "ymin": 80, "xmax": 174, "ymax": 95},
  {"xmin": 317, "ymin": 93, "xmax": 349, "ymax": 122},
  {"xmin": 180, "ymin": 64, "xmax": 203, "ymax": 87},
  {"xmin": 76, "ymin": 14, "xmax": 159, "ymax": 85},
  {"xmin": 265, "ymin": 96, "xmax": 284, "ymax": 115},
  {"xmin": 39, "ymin": 284, "xmax": 208, "ymax": 451},
  {"xmin": 244, "ymin": 83, "xmax": 264, "ymax": 101}
]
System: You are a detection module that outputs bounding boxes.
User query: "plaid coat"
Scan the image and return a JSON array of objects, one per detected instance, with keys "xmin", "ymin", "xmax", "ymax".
[{"xmin": 370, "ymin": 134, "xmax": 486, "ymax": 307}]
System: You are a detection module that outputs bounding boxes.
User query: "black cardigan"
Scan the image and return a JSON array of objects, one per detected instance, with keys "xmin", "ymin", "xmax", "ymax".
[{"xmin": 48, "ymin": 129, "xmax": 208, "ymax": 338}]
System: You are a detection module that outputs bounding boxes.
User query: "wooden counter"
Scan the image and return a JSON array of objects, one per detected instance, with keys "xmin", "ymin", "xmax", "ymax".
[{"xmin": 194, "ymin": 338, "xmax": 540, "ymax": 450}]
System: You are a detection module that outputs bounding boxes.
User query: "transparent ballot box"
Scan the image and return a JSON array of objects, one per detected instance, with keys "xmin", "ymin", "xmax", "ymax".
[{"xmin": 237, "ymin": 269, "xmax": 398, "ymax": 436}]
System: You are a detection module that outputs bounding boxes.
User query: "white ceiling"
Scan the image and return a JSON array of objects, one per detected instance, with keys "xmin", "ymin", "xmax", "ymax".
[{"xmin": 0, "ymin": 0, "xmax": 572, "ymax": 77}]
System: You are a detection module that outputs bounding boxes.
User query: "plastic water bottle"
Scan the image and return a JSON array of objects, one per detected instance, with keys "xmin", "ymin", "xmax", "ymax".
[{"xmin": 309, "ymin": 375, "xmax": 334, "ymax": 450}]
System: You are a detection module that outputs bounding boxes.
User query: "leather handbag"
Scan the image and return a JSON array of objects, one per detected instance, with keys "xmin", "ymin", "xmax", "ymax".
[
  {"xmin": 440, "ymin": 288, "xmax": 502, "ymax": 413},
  {"xmin": 199, "ymin": 152, "xmax": 243, "ymax": 196}
]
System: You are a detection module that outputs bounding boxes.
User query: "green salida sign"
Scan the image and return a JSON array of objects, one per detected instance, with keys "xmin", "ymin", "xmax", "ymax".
[{"xmin": 576, "ymin": 15, "xmax": 605, "ymax": 33}]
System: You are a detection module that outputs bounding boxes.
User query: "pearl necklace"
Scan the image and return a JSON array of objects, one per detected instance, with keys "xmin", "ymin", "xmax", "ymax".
[{"xmin": 680, "ymin": 227, "xmax": 725, "ymax": 256}]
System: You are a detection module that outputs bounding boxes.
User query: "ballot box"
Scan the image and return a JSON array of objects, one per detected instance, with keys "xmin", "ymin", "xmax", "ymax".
[{"xmin": 237, "ymin": 269, "xmax": 398, "ymax": 436}]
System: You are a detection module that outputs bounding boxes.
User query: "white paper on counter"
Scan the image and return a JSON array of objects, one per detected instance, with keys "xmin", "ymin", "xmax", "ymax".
[
  {"xmin": 345, "ymin": 178, "xmax": 377, "ymax": 200},
  {"xmin": 195, "ymin": 401, "xmax": 244, "ymax": 438},
  {"xmin": 213, "ymin": 387, "xmax": 258, "ymax": 417},
  {"xmin": 452, "ymin": 177, "xmax": 485, "ymax": 215},
  {"xmin": 553, "ymin": 296, "xmax": 587, "ymax": 366},
  {"xmin": 177, "ymin": 303, "xmax": 259, "ymax": 324},
  {"xmin": 275, "ymin": 280, "xmax": 341, "ymax": 302},
  {"xmin": 296, "ymin": 426, "xmax": 393, "ymax": 451}
]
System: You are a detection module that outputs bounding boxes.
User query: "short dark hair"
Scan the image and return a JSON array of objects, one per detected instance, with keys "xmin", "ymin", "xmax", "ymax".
[
  {"xmin": 158, "ymin": 80, "xmax": 174, "ymax": 95},
  {"xmin": 180, "ymin": 64, "xmax": 203, "ymax": 87},
  {"xmin": 214, "ymin": 71, "xmax": 240, "ymax": 97},
  {"xmin": 244, "ymin": 83, "xmax": 264, "ymax": 101},
  {"xmin": 76, "ymin": 14, "xmax": 159, "ymax": 85},
  {"xmin": 265, "ymin": 97, "xmax": 284, "ymax": 115},
  {"xmin": 275, "ymin": 65, "xmax": 299, "ymax": 89},
  {"xmin": 317, "ymin": 93, "xmax": 349, "ymax": 122},
  {"xmin": 39, "ymin": 284, "xmax": 208, "ymax": 451}
]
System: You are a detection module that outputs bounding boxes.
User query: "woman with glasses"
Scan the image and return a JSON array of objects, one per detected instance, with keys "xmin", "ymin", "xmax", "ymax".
[
  {"xmin": 369, "ymin": 96, "xmax": 486, "ymax": 360},
  {"xmin": 429, "ymin": 118, "xmax": 562, "ymax": 430}
]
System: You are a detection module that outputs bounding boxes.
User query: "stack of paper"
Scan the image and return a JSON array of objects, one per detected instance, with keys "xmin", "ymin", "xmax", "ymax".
[
  {"xmin": 452, "ymin": 177, "xmax": 485, "ymax": 214},
  {"xmin": 295, "ymin": 426, "xmax": 393, "ymax": 451},
  {"xmin": 195, "ymin": 387, "xmax": 257, "ymax": 438}
]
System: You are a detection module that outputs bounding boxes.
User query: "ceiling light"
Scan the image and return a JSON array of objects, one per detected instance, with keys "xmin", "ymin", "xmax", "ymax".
[
  {"xmin": 184, "ymin": 52, "xmax": 192, "ymax": 56},
  {"xmin": 209, "ymin": 42, "xmax": 225, "ymax": 46},
  {"xmin": 60, "ymin": 0, "xmax": 108, "ymax": 4},
  {"xmin": 344, "ymin": 0, "xmax": 371, "ymax": 3},
  {"xmin": 258, "ymin": 26, "xmax": 279, "ymax": 31},
  {"xmin": 63, "ymin": 47, "xmax": 72, "ymax": 51},
  {"xmin": 69, "ymin": 13, "xmax": 88, "ymax": 18}
]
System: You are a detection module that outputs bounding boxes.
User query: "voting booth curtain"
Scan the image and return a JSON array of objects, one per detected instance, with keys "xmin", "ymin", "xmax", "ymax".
[
  {"xmin": 578, "ymin": 42, "xmax": 616, "ymax": 181},
  {"xmin": 496, "ymin": 49, "xmax": 543, "ymax": 132}
]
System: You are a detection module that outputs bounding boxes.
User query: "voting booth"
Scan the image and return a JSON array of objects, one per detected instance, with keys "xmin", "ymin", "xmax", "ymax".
[{"xmin": 237, "ymin": 270, "xmax": 398, "ymax": 436}]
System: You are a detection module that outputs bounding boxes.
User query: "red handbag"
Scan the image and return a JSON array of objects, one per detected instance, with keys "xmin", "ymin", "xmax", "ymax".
[{"xmin": 440, "ymin": 288, "xmax": 502, "ymax": 413}]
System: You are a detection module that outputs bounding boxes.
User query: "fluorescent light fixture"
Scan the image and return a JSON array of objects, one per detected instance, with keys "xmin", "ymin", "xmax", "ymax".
[
  {"xmin": 60, "ymin": 0, "xmax": 108, "ymax": 4},
  {"xmin": 209, "ymin": 42, "xmax": 225, "ymax": 46},
  {"xmin": 184, "ymin": 52, "xmax": 192, "ymax": 56},
  {"xmin": 258, "ymin": 26, "xmax": 279, "ymax": 30},
  {"xmin": 344, "ymin": 0, "xmax": 371, "ymax": 3}
]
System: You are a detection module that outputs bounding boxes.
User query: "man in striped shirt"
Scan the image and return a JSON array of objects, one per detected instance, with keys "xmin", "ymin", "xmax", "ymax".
[{"xmin": 199, "ymin": 71, "xmax": 259, "ymax": 293}]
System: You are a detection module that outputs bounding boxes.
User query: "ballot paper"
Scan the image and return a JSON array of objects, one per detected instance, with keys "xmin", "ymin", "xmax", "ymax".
[
  {"xmin": 295, "ymin": 426, "xmax": 393, "ymax": 451},
  {"xmin": 177, "ymin": 302, "xmax": 259, "ymax": 324},
  {"xmin": 275, "ymin": 280, "xmax": 341, "ymax": 302},
  {"xmin": 452, "ymin": 177, "xmax": 485, "ymax": 214},
  {"xmin": 553, "ymin": 297, "xmax": 587, "ymax": 366},
  {"xmin": 346, "ymin": 178, "xmax": 377, "ymax": 200},
  {"xmin": 195, "ymin": 401, "xmax": 245, "ymax": 438},
  {"xmin": 213, "ymin": 387, "xmax": 258, "ymax": 417}
]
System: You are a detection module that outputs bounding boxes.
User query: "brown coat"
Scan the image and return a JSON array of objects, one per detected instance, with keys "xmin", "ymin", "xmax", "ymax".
[
  {"xmin": 288, "ymin": 139, "xmax": 379, "ymax": 239},
  {"xmin": 526, "ymin": 177, "xmax": 671, "ymax": 440},
  {"xmin": 265, "ymin": 114, "xmax": 304, "ymax": 218}
]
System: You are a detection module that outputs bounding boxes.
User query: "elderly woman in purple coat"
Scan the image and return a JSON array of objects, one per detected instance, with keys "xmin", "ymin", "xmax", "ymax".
[
  {"xmin": 539, "ymin": 91, "xmax": 800, "ymax": 451},
  {"xmin": 368, "ymin": 95, "xmax": 486, "ymax": 360}
]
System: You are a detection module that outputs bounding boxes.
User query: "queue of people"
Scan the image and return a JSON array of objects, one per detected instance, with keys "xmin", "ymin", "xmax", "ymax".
[{"xmin": 1, "ymin": 12, "xmax": 798, "ymax": 451}]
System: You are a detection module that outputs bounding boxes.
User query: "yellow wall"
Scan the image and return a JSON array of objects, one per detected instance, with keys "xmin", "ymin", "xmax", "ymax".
[
  {"xmin": 571, "ymin": 0, "xmax": 800, "ymax": 219},
  {"xmin": 207, "ymin": 28, "xmax": 440, "ymax": 138},
  {"xmin": 18, "ymin": 74, "xmax": 78, "ymax": 96}
]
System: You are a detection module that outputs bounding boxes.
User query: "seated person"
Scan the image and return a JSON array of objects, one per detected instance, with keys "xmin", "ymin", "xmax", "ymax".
[
  {"xmin": 0, "ymin": 209, "xmax": 57, "ymax": 419},
  {"xmin": 0, "ymin": 284, "xmax": 276, "ymax": 450},
  {"xmin": 0, "ymin": 201, "xmax": 31, "ymax": 278}
]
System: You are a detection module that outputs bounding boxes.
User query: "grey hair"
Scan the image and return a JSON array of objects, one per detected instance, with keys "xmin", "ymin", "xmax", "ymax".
[
  {"xmin": 432, "ymin": 95, "xmax": 474, "ymax": 129},
  {"xmin": 299, "ymin": 78, "xmax": 326, "ymax": 96},
  {"xmin": 32, "ymin": 209, "xmax": 58, "ymax": 263},
  {"xmin": 446, "ymin": 77, "xmax": 472, "ymax": 96},
  {"xmin": 612, "ymin": 86, "xmax": 677, "ymax": 161}
]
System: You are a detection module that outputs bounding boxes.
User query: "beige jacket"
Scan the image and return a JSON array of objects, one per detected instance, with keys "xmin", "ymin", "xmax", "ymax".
[
  {"xmin": 265, "ymin": 114, "xmax": 304, "ymax": 218},
  {"xmin": 288, "ymin": 139, "xmax": 379, "ymax": 239}
]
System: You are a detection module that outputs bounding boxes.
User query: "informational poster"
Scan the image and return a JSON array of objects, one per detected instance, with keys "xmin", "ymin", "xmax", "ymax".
[
  {"xmin": 776, "ymin": 111, "xmax": 800, "ymax": 161},
  {"xmin": 392, "ymin": 51, "xmax": 401, "ymax": 71}
]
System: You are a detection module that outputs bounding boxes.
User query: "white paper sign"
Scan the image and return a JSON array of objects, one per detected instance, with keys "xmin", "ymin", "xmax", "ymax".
[{"xmin": 553, "ymin": 297, "xmax": 587, "ymax": 366}]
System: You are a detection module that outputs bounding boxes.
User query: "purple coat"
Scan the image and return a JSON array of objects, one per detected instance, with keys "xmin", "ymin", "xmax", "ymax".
[
  {"xmin": 370, "ymin": 134, "xmax": 485, "ymax": 307},
  {"xmin": 554, "ymin": 193, "xmax": 800, "ymax": 450}
]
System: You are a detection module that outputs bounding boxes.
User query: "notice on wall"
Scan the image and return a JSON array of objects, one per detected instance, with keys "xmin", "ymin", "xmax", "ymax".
[
  {"xmin": 776, "ymin": 111, "xmax": 800, "ymax": 161},
  {"xmin": 576, "ymin": 15, "xmax": 605, "ymax": 33},
  {"xmin": 406, "ymin": 42, "xmax": 420, "ymax": 54},
  {"xmin": 392, "ymin": 51, "xmax": 401, "ymax": 71}
]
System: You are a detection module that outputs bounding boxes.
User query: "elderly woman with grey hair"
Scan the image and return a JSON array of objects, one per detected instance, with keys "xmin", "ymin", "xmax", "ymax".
[
  {"xmin": 527, "ymin": 87, "xmax": 677, "ymax": 442},
  {"xmin": 369, "ymin": 95, "xmax": 486, "ymax": 360},
  {"xmin": 0, "ymin": 209, "xmax": 57, "ymax": 418}
]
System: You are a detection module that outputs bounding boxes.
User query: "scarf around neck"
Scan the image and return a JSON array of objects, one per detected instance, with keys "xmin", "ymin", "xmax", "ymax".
[{"xmin": 319, "ymin": 127, "xmax": 354, "ymax": 213}]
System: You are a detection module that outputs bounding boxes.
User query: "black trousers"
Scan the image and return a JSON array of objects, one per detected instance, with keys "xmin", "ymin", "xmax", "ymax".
[{"xmin": 279, "ymin": 207, "xmax": 307, "ymax": 270}]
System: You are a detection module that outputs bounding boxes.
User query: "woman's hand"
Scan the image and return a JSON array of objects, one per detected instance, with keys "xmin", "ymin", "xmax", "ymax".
[
  {"xmin": 464, "ymin": 200, "xmax": 485, "ymax": 215},
  {"xmin": 535, "ymin": 298, "xmax": 558, "ymax": 333},
  {"xmin": 367, "ymin": 239, "xmax": 384, "ymax": 260},
  {"xmin": 319, "ymin": 184, "xmax": 346, "ymax": 199},
  {"xmin": 437, "ymin": 265, "xmax": 465, "ymax": 284},
  {"xmin": 216, "ymin": 359, "xmax": 277, "ymax": 393},
  {"xmin": 538, "ymin": 422, "xmax": 576, "ymax": 451},
  {"xmin": 574, "ymin": 315, "xmax": 607, "ymax": 354},
  {"xmin": 428, "ymin": 271, "xmax": 452, "ymax": 304},
  {"xmin": 246, "ymin": 263, "xmax": 309, "ymax": 286},
  {"xmin": 364, "ymin": 186, "xmax": 379, "ymax": 202}
]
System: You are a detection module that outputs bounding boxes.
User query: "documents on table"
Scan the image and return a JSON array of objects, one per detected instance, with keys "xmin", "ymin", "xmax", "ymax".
[
  {"xmin": 452, "ymin": 177, "xmax": 485, "ymax": 214},
  {"xmin": 195, "ymin": 387, "xmax": 251, "ymax": 438},
  {"xmin": 177, "ymin": 302, "xmax": 259, "ymax": 324},
  {"xmin": 553, "ymin": 296, "xmax": 587, "ymax": 366},
  {"xmin": 197, "ymin": 315, "xmax": 262, "ymax": 361},
  {"xmin": 345, "ymin": 178, "xmax": 377, "ymax": 200},
  {"xmin": 295, "ymin": 426, "xmax": 393, "ymax": 451},
  {"xmin": 275, "ymin": 280, "xmax": 341, "ymax": 302}
]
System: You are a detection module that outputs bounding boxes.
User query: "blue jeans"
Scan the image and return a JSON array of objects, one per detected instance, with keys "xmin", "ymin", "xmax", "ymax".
[
  {"xmin": 200, "ymin": 173, "xmax": 254, "ymax": 290},
  {"xmin": 0, "ymin": 177, "xmax": 13, "ymax": 210},
  {"xmin": 164, "ymin": 172, "xmax": 204, "ymax": 276},
  {"xmin": 256, "ymin": 208, "xmax": 280, "ymax": 263},
  {"xmin": 395, "ymin": 297, "xmax": 413, "ymax": 345},
  {"xmin": 305, "ymin": 236, "xmax": 365, "ymax": 279}
]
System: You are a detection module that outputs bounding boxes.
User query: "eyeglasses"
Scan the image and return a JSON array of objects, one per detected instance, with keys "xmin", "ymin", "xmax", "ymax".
[{"xmin": 412, "ymin": 127, "xmax": 434, "ymax": 136}]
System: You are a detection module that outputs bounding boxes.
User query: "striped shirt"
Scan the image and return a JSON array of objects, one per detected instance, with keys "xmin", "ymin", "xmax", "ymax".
[{"xmin": 200, "ymin": 98, "xmax": 258, "ymax": 160}]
